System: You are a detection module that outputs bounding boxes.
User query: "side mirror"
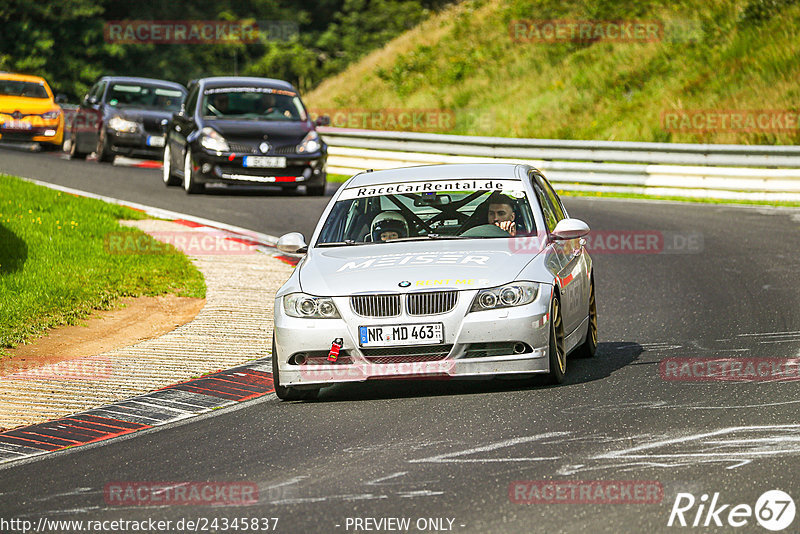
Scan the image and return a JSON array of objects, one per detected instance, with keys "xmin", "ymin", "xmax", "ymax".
[
  {"xmin": 55, "ymin": 94, "xmax": 68, "ymax": 104},
  {"xmin": 315, "ymin": 115, "xmax": 330, "ymax": 127},
  {"xmin": 277, "ymin": 232, "xmax": 307, "ymax": 254},
  {"xmin": 551, "ymin": 218, "xmax": 590, "ymax": 240}
]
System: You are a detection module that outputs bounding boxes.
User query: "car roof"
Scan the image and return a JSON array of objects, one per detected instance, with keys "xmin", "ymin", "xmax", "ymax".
[
  {"xmin": 198, "ymin": 77, "xmax": 296, "ymax": 92},
  {"xmin": 343, "ymin": 163, "xmax": 528, "ymax": 188},
  {"xmin": 100, "ymin": 76, "xmax": 186, "ymax": 91},
  {"xmin": 0, "ymin": 72, "xmax": 49, "ymax": 84}
]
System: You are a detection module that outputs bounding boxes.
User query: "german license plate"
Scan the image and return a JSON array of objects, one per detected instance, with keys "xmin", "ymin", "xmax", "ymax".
[
  {"xmin": 146, "ymin": 135, "xmax": 165, "ymax": 147},
  {"xmin": 359, "ymin": 323, "xmax": 444, "ymax": 347},
  {"xmin": 2, "ymin": 120, "xmax": 31, "ymax": 130},
  {"xmin": 243, "ymin": 156, "xmax": 286, "ymax": 168}
]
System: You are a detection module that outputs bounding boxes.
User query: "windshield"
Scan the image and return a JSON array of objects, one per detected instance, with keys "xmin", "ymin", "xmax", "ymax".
[
  {"xmin": 202, "ymin": 87, "xmax": 307, "ymax": 121},
  {"xmin": 316, "ymin": 179, "xmax": 537, "ymax": 246},
  {"xmin": 0, "ymin": 80, "xmax": 49, "ymax": 99},
  {"xmin": 106, "ymin": 84, "xmax": 184, "ymax": 111}
]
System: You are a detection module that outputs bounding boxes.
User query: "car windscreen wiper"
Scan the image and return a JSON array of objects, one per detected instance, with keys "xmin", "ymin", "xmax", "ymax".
[
  {"xmin": 316, "ymin": 240, "xmax": 371, "ymax": 247},
  {"xmin": 392, "ymin": 234, "xmax": 472, "ymax": 242}
]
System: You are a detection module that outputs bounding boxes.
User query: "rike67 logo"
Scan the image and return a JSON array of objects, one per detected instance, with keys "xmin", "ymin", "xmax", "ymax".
[{"xmin": 668, "ymin": 490, "xmax": 796, "ymax": 531}]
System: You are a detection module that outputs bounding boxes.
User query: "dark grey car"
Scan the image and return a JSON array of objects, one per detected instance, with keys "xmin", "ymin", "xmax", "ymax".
[{"xmin": 68, "ymin": 76, "xmax": 186, "ymax": 163}]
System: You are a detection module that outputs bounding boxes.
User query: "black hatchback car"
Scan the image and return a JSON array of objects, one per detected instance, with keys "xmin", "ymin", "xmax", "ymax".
[
  {"xmin": 162, "ymin": 77, "xmax": 328, "ymax": 195},
  {"xmin": 69, "ymin": 76, "xmax": 186, "ymax": 162}
]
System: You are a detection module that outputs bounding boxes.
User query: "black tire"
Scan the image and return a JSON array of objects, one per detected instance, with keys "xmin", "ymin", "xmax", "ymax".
[
  {"xmin": 39, "ymin": 142, "xmax": 62, "ymax": 152},
  {"xmin": 272, "ymin": 337, "xmax": 319, "ymax": 401},
  {"xmin": 68, "ymin": 135, "xmax": 87, "ymax": 160},
  {"xmin": 306, "ymin": 178, "xmax": 326, "ymax": 196},
  {"xmin": 547, "ymin": 294, "xmax": 567, "ymax": 385},
  {"xmin": 96, "ymin": 130, "xmax": 114, "ymax": 163},
  {"xmin": 183, "ymin": 148, "xmax": 205, "ymax": 194},
  {"xmin": 162, "ymin": 143, "xmax": 180, "ymax": 186},
  {"xmin": 573, "ymin": 277, "xmax": 598, "ymax": 359}
]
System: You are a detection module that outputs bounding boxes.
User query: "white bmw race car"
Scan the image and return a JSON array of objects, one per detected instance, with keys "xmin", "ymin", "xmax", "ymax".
[{"xmin": 272, "ymin": 163, "xmax": 597, "ymax": 400}]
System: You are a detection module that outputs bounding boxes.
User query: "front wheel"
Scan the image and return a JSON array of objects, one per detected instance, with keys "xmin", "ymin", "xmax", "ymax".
[
  {"xmin": 573, "ymin": 277, "xmax": 597, "ymax": 359},
  {"xmin": 96, "ymin": 130, "xmax": 114, "ymax": 163},
  {"xmin": 547, "ymin": 295, "xmax": 567, "ymax": 384},
  {"xmin": 272, "ymin": 337, "xmax": 319, "ymax": 401},
  {"xmin": 68, "ymin": 135, "xmax": 87, "ymax": 160},
  {"xmin": 162, "ymin": 144, "xmax": 180, "ymax": 186},
  {"xmin": 183, "ymin": 148, "xmax": 205, "ymax": 194},
  {"xmin": 306, "ymin": 179, "xmax": 326, "ymax": 196}
]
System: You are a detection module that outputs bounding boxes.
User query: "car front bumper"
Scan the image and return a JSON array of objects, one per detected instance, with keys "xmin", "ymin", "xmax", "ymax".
[
  {"xmin": 273, "ymin": 284, "xmax": 554, "ymax": 387},
  {"xmin": 189, "ymin": 146, "xmax": 327, "ymax": 188},
  {"xmin": 108, "ymin": 129, "xmax": 166, "ymax": 158},
  {"xmin": 0, "ymin": 119, "xmax": 63, "ymax": 145}
]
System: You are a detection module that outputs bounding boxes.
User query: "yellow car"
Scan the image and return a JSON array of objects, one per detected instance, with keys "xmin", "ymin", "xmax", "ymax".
[{"xmin": 0, "ymin": 72, "xmax": 65, "ymax": 149}]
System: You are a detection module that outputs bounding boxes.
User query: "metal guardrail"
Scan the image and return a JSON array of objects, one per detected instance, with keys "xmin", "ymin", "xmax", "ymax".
[{"xmin": 318, "ymin": 127, "xmax": 800, "ymax": 201}]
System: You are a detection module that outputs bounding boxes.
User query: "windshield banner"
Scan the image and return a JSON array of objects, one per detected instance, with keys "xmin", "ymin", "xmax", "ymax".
[{"xmin": 339, "ymin": 179, "xmax": 525, "ymax": 200}]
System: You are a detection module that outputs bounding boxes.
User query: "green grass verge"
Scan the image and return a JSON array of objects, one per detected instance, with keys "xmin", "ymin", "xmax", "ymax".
[
  {"xmin": 328, "ymin": 173, "xmax": 352, "ymax": 183},
  {"xmin": 0, "ymin": 174, "xmax": 206, "ymax": 351}
]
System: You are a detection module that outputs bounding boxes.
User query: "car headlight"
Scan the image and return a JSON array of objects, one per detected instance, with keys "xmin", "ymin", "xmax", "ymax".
[
  {"xmin": 41, "ymin": 110, "xmax": 61, "ymax": 120},
  {"xmin": 200, "ymin": 127, "xmax": 230, "ymax": 152},
  {"xmin": 469, "ymin": 282, "xmax": 539, "ymax": 312},
  {"xmin": 108, "ymin": 116, "xmax": 139, "ymax": 133},
  {"xmin": 284, "ymin": 293, "xmax": 340, "ymax": 319},
  {"xmin": 296, "ymin": 131, "xmax": 321, "ymax": 153}
]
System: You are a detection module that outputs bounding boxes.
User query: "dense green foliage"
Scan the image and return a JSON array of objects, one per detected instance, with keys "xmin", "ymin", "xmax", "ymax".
[
  {"xmin": 307, "ymin": 0, "xmax": 800, "ymax": 144},
  {"xmin": 0, "ymin": 0, "xmax": 449, "ymax": 100},
  {"xmin": 0, "ymin": 175, "xmax": 205, "ymax": 350}
]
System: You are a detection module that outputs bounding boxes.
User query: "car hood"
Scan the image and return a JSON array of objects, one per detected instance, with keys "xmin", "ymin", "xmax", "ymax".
[
  {"xmin": 203, "ymin": 119, "xmax": 312, "ymax": 142},
  {"xmin": 111, "ymin": 108, "xmax": 174, "ymax": 123},
  {"xmin": 298, "ymin": 240, "xmax": 539, "ymax": 295},
  {"xmin": 0, "ymin": 96, "xmax": 57, "ymax": 115}
]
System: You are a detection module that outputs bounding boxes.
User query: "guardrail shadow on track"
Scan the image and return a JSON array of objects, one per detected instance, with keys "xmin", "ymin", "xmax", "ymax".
[{"xmin": 311, "ymin": 342, "xmax": 643, "ymax": 402}]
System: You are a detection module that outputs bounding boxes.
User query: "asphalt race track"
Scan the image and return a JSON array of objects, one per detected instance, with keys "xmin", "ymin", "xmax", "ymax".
[{"xmin": 2, "ymin": 146, "xmax": 800, "ymax": 533}]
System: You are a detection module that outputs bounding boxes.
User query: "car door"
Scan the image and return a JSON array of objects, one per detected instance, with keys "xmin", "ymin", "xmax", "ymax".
[
  {"xmin": 531, "ymin": 173, "xmax": 585, "ymax": 336},
  {"xmin": 74, "ymin": 82, "xmax": 101, "ymax": 151},
  {"xmin": 84, "ymin": 81, "xmax": 106, "ymax": 152},
  {"xmin": 169, "ymin": 84, "xmax": 199, "ymax": 170},
  {"xmin": 540, "ymin": 175, "xmax": 589, "ymax": 330}
]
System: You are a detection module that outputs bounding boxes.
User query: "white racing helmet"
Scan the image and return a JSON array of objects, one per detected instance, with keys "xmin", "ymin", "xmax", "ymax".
[{"xmin": 371, "ymin": 211, "xmax": 409, "ymax": 241}]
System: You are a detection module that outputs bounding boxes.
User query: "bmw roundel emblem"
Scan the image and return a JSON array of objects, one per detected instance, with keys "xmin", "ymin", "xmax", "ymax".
[
  {"xmin": 259, "ymin": 142, "xmax": 270, "ymax": 153},
  {"xmin": 399, "ymin": 281, "xmax": 411, "ymax": 288}
]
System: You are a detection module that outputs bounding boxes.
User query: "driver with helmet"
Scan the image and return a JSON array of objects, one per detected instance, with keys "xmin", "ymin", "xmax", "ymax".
[{"xmin": 370, "ymin": 211, "xmax": 409, "ymax": 242}]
